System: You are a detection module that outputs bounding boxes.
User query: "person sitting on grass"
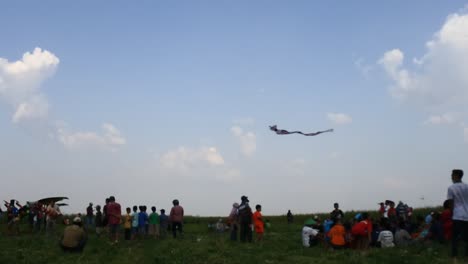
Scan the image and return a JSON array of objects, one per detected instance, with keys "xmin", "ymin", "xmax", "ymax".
[
  {"xmin": 60, "ymin": 217, "xmax": 87, "ymax": 253},
  {"xmin": 328, "ymin": 218, "xmax": 346, "ymax": 249},
  {"xmin": 377, "ymin": 222, "xmax": 395, "ymax": 248},
  {"xmin": 302, "ymin": 221, "xmax": 320, "ymax": 247},
  {"xmin": 253, "ymin": 204, "xmax": 264, "ymax": 242},
  {"xmin": 394, "ymin": 222, "xmax": 412, "ymax": 247}
]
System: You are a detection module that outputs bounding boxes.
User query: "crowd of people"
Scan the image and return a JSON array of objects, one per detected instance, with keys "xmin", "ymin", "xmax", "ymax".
[{"xmin": 1, "ymin": 169, "xmax": 466, "ymax": 258}]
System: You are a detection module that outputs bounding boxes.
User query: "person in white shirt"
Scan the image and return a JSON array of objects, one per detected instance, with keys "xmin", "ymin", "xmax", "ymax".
[
  {"xmin": 302, "ymin": 225, "xmax": 319, "ymax": 247},
  {"xmin": 447, "ymin": 169, "xmax": 468, "ymax": 257},
  {"xmin": 377, "ymin": 223, "xmax": 395, "ymax": 248}
]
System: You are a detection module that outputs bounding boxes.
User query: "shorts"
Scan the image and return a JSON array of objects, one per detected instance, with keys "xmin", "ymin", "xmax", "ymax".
[
  {"xmin": 255, "ymin": 224, "xmax": 264, "ymax": 234},
  {"xmin": 109, "ymin": 224, "xmax": 120, "ymax": 234}
]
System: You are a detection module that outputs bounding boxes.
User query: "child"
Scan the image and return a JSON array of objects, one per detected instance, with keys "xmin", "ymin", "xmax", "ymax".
[
  {"xmin": 138, "ymin": 206, "xmax": 148, "ymax": 237},
  {"xmin": 149, "ymin": 206, "xmax": 160, "ymax": 238},
  {"xmin": 159, "ymin": 209, "xmax": 169, "ymax": 239},
  {"xmin": 351, "ymin": 213, "xmax": 373, "ymax": 250},
  {"xmin": 328, "ymin": 218, "xmax": 346, "ymax": 249},
  {"xmin": 253, "ymin": 204, "xmax": 264, "ymax": 242},
  {"xmin": 95, "ymin": 205, "xmax": 103, "ymax": 237},
  {"xmin": 131, "ymin": 206, "xmax": 139, "ymax": 240},
  {"xmin": 124, "ymin": 207, "xmax": 132, "ymax": 240}
]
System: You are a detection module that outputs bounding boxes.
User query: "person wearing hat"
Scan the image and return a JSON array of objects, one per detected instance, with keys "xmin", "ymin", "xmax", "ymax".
[
  {"xmin": 60, "ymin": 216, "xmax": 87, "ymax": 253},
  {"xmin": 238, "ymin": 195, "xmax": 253, "ymax": 243},
  {"xmin": 447, "ymin": 169, "xmax": 468, "ymax": 258}
]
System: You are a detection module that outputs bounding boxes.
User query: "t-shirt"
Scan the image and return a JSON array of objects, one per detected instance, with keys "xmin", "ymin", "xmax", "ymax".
[
  {"xmin": 328, "ymin": 224, "xmax": 346, "ymax": 246},
  {"xmin": 61, "ymin": 225, "xmax": 86, "ymax": 248},
  {"xmin": 170, "ymin": 206, "xmax": 184, "ymax": 223},
  {"xmin": 253, "ymin": 211, "xmax": 264, "ymax": 233},
  {"xmin": 124, "ymin": 213, "xmax": 132, "ymax": 229},
  {"xmin": 447, "ymin": 182, "xmax": 468, "ymax": 221},
  {"xmin": 352, "ymin": 220, "xmax": 372, "ymax": 236},
  {"xmin": 160, "ymin": 214, "xmax": 169, "ymax": 228},
  {"xmin": 106, "ymin": 202, "xmax": 122, "ymax": 225},
  {"xmin": 95, "ymin": 211, "xmax": 103, "ymax": 227},
  {"xmin": 138, "ymin": 212, "xmax": 148, "ymax": 227},
  {"xmin": 131, "ymin": 212, "xmax": 139, "ymax": 228},
  {"xmin": 86, "ymin": 206, "xmax": 93, "ymax": 216},
  {"xmin": 330, "ymin": 209, "xmax": 344, "ymax": 220},
  {"xmin": 302, "ymin": 226, "xmax": 319, "ymax": 247},
  {"xmin": 149, "ymin": 212, "xmax": 160, "ymax": 225},
  {"xmin": 394, "ymin": 229, "xmax": 411, "ymax": 246},
  {"xmin": 377, "ymin": 230, "xmax": 395, "ymax": 248},
  {"xmin": 238, "ymin": 202, "xmax": 252, "ymax": 224}
]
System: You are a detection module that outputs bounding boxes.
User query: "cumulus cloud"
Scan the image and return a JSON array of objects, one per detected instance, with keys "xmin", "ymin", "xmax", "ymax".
[
  {"xmin": 159, "ymin": 146, "xmax": 225, "ymax": 170},
  {"xmin": 57, "ymin": 122, "xmax": 126, "ymax": 150},
  {"xmin": 0, "ymin": 47, "xmax": 59, "ymax": 123},
  {"xmin": 231, "ymin": 126, "xmax": 256, "ymax": 156},
  {"xmin": 380, "ymin": 11, "xmax": 468, "ymax": 106},
  {"xmin": 380, "ymin": 8, "xmax": 468, "ymax": 142},
  {"xmin": 327, "ymin": 112, "xmax": 353, "ymax": 125}
]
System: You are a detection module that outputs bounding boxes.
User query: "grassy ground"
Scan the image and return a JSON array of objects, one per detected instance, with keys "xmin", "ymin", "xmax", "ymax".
[{"xmin": 0, "ymin": 208, "xmax": 457, "ymax": 264}]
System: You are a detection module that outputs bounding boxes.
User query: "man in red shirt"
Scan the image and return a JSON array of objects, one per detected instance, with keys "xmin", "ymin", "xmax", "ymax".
[
  {"xmin": 106, "ymin": 196, "xmax": 121, "ymax": 243},
  {"xmin": 170, "ymin": 199, "xmax": 184, "ymax": 238}
]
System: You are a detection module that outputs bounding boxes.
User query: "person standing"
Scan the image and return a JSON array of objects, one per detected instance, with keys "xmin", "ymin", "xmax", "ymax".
[
  {"xmin": 238, "ymin": 196, "xmax": 253, "ymax": 243},
  {"xmin": 106, "ymin": 196, "xmax": 121, "ymax": 243},
  {"xmin": 86, "ymin": 203, "xmax": 94, "ymax": 230},
  {"xmin": 330, "ymin": 203, "xmax": 344, "ymax": 222},
  {"xmin": 169, "ymin": 199, "xmax": 184, "ymax": 238},
  {"xmin": 228, "ymin": 203, "xmax": 239, "ymax": 241},
  {"xmin": 287, "ymin": 210, "xmax": 294, "ymax": 224},
  {"xmin": 447, "ymin": 169, "xmax": 468, "ymax": 258},
  {"xmin": 253, "ymin": 204, "xmax": 264, "ymax": 242}
]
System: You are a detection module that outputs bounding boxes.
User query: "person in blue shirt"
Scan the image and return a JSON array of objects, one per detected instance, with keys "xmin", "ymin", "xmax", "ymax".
[
  {"xmin": 138, "ymin": 206, "xmax": 148, "ymax": 237},
  {"xmin": 159, "ymin": 209, "xmax": 169, "ymax": 239}
]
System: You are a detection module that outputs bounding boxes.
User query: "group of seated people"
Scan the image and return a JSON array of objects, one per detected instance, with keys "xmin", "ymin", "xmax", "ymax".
[{"xmin": 301, "ymin": 201, "xmax": 451, "ymax": 250}]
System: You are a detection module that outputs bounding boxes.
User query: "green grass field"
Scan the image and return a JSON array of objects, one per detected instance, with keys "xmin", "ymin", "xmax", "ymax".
[{"xmin": 0, "ymin": 208, "xmax": 456, "ymax": 264}]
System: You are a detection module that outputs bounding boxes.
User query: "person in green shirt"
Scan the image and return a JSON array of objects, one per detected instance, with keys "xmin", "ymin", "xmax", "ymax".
[{"xmin": 149, "ymin": 206, "xmax": 160, "ymax": 238}]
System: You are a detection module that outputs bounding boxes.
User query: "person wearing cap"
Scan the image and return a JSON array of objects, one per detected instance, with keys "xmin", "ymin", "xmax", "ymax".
[
  {"xmin": 60, "ymin": 216, "xmax": 87, "ymax": 253},
  {"xmin": 447, "ymin": 169, "xmax": 468, "ymax": 258},
  {"xmin": 238, "ymin": 195, "xmax": 253, "ymax": 243}
]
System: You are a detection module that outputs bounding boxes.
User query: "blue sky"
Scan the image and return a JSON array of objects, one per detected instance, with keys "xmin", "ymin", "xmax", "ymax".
[{"xmin": 1, "ymin": 1, "xmax": 468, "ymax": 215}]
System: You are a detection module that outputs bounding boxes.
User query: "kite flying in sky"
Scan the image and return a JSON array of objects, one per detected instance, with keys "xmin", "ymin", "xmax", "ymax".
[{"xmin": 269, "ymin": 125, "xmax": 333, "ymax": 136}]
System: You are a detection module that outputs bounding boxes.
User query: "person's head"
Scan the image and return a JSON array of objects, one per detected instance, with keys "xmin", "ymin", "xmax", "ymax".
[
  {"xmin": 96, "ymin": 205, "xmax": 101, "ymax": 212},
  {"xmin": 89, "ymin": 202, "xmax": 93, "ymax": 206},
  {"xmin": 361, "ymin": 212, "xmax": 369, "ymax": 220},
  {"xmin": 334, "ymin": 203, "xmax": 339, "ymax": 209},
  {"xmin": 109, "ymin": 196, "xmax": 115, "ymax": 202},
  {"xmin": 255, "ymin": 204, "xmax": 261, "ymax": 211},
  {"xmin": 133, "ymin": 206, "xmax": 138, "ymax": 212},
  {"xmin": 173, "ymin": 199, "xmax": 179, "ymax": 206},
  {"xmin": 151, "ymin": 206, "xmax": 156, "ymax": 212},
  {"xmin": 105, "ymin": 198, "xmax": 110, "ymax": 204},
  {"xmin": 73, "ymin": 216, "xmax": 82, "ymax": 227},
  {"xmin": 232, "ymin": 203, "xmax": 239, "ymax": 208},
  {"xmin": 139, "ymin": 206, "xmax": 143, "ymax": 212},
  {"xmin": 126, "ymin": 207, "xmax": 131, "ymax": 214},
  {"xmin": 160, "ymin": 209, "xmax": 165, "ymax": 214},
  {"xmin": 241, "ymin": 196, "xmax": 249, "ymax": 203},
  {"xmin": 444, "ymin": 199, "xmax": 453, "ymax": 210},
  {"xmin": 452, "ymin": 169, "xmax": 464, "ymax": 183}
]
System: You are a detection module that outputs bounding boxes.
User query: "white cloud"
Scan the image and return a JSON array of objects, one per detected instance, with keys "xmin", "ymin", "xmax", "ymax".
[
  {"xmin": 424, "ymin": 113, "xmax": 459, "ymax": 125},
  {"xmin": 159, "ymin": 146, "xmax": 225, "ymax": 170},
  {"xmin": 0, "ymin": 47, "xmax": 59, "ymax": 123},
  {"xmin": 57, "ymin": 122, "xmax": 126, "ymax": 150},
  {"xmin": 380, "ymin": 11, "xmax": 468, "ymax": 107},
  {"xmin": 380, "ymin": 9, "xmax": 468, "ymax": 142},
  {"xmin": 327, "ymin": 112, "xmax": 353, "ymax": 125},
  {"xmin": 233, "ymin": 117, "xmax": 255, "ymax": 126},
  {"xmin": 231, "ymin": 126, "xmax": 256, "ymax": 156}
]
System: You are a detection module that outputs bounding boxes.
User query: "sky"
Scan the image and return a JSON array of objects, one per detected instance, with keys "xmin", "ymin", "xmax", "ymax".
[{"xmin": 1, "ymin": 1, "xmax": 468, "ymax": 216}]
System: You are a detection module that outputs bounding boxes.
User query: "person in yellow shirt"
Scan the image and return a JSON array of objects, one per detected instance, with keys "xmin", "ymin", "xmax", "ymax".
[
  {"xmin": 124, "ymin": 207, "xmax": 132, "ymax": 240},
  {"xmin": 327, "ymin": 218, "xmax": 346, "ymax": 249}
]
